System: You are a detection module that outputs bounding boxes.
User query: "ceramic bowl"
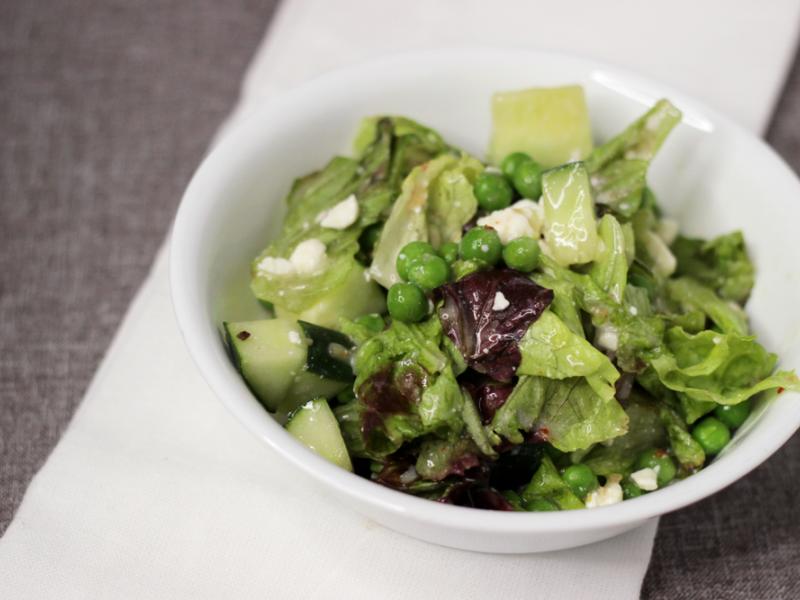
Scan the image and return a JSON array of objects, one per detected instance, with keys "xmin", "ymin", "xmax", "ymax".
[{"xmin": 170, "ymin": 49, "xmax": 800, "ymax": 553}]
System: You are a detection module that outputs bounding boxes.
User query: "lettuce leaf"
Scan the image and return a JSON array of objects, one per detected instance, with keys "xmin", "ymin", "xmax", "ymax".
[
  {"xmin": 520, "ymin": 456, "xmax": 584, "ymax": 510},
  {"xmin": 582, "ymin": 397, "xmax": 666, "ymax": 475},
  {"xmin": 649, "ymin": 327, "xmax": 800, "ymax": 406},
  {"xmin": 370, "ymin": 154, "xmax": 482, "ymax": 287},
  {"xmin": 590, "ymin": 214, "xmax": 629, "ymax": 303},
  {"xmin": 517, "ymin": 310, "xmax": 620, "ymax": 401},
  {"xmin": 672, "ymin": 231, "xmax": 754, "ymax": 304},
  {"xmin": 666, "ymin": 277, "xmax": 748, "ymax": 335},
  {"xmin": 586, "ymin": 99, "xmax": 682, "ymax": 218},
  {"xmin": 659, "ymin": 404, "xmax": 705, "ymax": 469},
  {"xmin": 490, "ymin": 376, "xmax": 547, "ymax": 445}
]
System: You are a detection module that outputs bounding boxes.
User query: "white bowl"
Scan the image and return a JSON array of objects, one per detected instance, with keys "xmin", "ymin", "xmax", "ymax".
[{"xmin": 170, "ymin": 49, "xmax": 800, "ymax": 553}]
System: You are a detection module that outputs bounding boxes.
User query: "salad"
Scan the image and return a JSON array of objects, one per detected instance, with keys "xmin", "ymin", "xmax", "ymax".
[{"xmin": 224, "ymin": 85, "xmax": 799, "ymax": 511}]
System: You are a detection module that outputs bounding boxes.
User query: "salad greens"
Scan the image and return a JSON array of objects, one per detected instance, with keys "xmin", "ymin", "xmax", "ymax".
[{"xmin": 225, "ymin": 85, "xmax": 799, "ymax": 512}]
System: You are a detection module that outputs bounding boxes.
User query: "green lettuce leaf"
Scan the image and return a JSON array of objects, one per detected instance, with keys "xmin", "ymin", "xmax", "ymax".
[
  {"xmin": 659, "ymin": 404, "xmax": 705, "ymax": 469},
  {"xmin": 582, "ymin": 396, "xmax": 667, "ymax": 476},
  {"xmin": 586, "ymin": 99, "xmax": 682, "ymax": 218},
  {"xmin": 590, "ymin": 214, "xmax": 629, "ymax": 303},
  {"xmin": 370, "ymin": 154, "xmax": 482, "ymax": 287},
  {"xmin": 672, "ymin": 231, "xmax": 754, "ymax": 304},
  {"xmin": 517, "ymin": 310, "xmax": 620, "ymax": 401},
  {"xmin": 490, "ymin": 376, "xmax": 547, "ymax": 445},
  {"xmin": 666, "ymin": 277, "xmax": 748, "ymax": 335},
  {"xmin": 649, "ymin": 327, "xmax": 800, "ymax": 406},
  {"xmin": 520, "ymin": 456, "xmax": 584, "ymax": 510},
  {"xmin": 415, "ymin": 436, "xmax": 479, "ymax": 481}
]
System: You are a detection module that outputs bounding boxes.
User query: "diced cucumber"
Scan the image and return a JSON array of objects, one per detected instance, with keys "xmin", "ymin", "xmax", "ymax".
[
  {"xmin": 224, "ymin": 319, "xmax": 351, "ymax": 415},
  {"xmin": 298, "ymin": 320, "xmax": 354, "ymax": 382},
  {"xmin": 489, "ymin": 85, "xmax": 593, "ymax": 168},
  {"xmin": 286, "ymin": 398, "xmax": 353, "ymax": 471},
  {"xmin": 275, "ymin": 263, "xmax": 385, "ymax": 329},
  {"xmin": 542, "ymin": 162, "xmax": 599, "ymax": 266}
]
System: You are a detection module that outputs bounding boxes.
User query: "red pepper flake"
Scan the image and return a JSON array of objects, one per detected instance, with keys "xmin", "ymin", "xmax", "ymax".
[
  {"xmin": 236, "ymin": 331, "xmax": 251, "ymax": 341},
  {"xmin": 655, "ymin": 449, "xmax": 668, "ymax": 459},
  {"xmin": 777, "ymin": 387, "xmax": 785, "ymax": 395}
]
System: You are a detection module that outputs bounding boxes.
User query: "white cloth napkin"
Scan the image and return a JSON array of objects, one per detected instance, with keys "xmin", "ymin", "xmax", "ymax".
[{"xmin": 2, "ymin": 1, "xmax": 798, "ymax": 598}]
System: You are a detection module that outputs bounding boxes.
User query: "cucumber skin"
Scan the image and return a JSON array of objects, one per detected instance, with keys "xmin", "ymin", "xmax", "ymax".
[{"xmin": 286, "ymin": 398, "xmax": 353, "ymax": 471}]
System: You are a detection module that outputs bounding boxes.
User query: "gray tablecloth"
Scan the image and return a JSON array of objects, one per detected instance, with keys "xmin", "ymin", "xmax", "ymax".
[{"xmin": 1, "ymin": 1, "xmax": 798, "ymax": 597}]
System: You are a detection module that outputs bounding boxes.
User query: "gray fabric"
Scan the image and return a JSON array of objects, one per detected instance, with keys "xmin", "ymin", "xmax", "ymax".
[{"xmin": 0, "ymin": 1, "xmax": 797, "ymax": 596}]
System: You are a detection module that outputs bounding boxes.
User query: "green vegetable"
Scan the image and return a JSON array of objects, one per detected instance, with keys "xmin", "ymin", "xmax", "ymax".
[
  {"xmin": 396, "ymin": 241, "xmax": 437, "ymax": 281},
  {"xmin": 415, "ymin": 436, "xmax": 476, "ymax": 481},
  {"xmin": 518, "ymin": 311, "xmax": 620, "ymax": 402},
  {"xmin": 474, "ymin": 172, "xmax": 514, "ymax": 211},
  {"xmin": 636, "ymin": 449, "xmax": 676, "ymax": 486},
  {"xmin": 387, "ymin": 283, "xmax": 428, "ymax": 323},
  {"xmin": 589, "ymin": 214, "xmax": 628, "ymax": 302},
  {"xmin": 459, "ymin": 227, "xmax": 503, "ymax": 265},
  {"xmin": 666, "ymin": 277, "xmax": 748, "ymax": 335},
  {"xmin": 691, "ymin": 417, "xmax": 731, "ymax": 455},
  {"xmin": 489, "ymin": 85, "xmax": 593, "ymax": 168},
  {"xmin": 500, "ymin": 151, "xmax": 533, "ymax": 179},
  {"xmin": 490, "ymin": 376, "xmax": 547, "ymax": 444},
  {"xmin": 541, "ymin": 162, "xmax": 599, "ymax": 266},
  {"xmin": 714, "ymin": 400, "xmax": 751, "ymax": 429},
  {"xmin": 525, "ymin": 497, "xmax": 559, "ymax": 512},
  {"xmin": 286, "ymin": 398, "xmax": 353, "ymax": 471},
  {"xmin": 418, "ymin": 368, "xmax": 464, "ymax": 431},
  {"xmin": 562, "ymin": 464, "xmax": 598, "ymax": 498},
  {"xmin": 648, "ymin": 326, "xmax": 800, "ymax": 407},
  {"xmin": 406, "ymin": 254, "xmax": 450, "ymax": 290},
  {"xmin": 582, "ymin": 397, "xmax": 667, "ymax": 476},
  {"xmin": 353, "ymin": 313, "xmax": 385, "ymax": 334},
  {"xmin": 521, "ymin": 456, "xmax": 585, "ymax": 510},
  {"xmin": 512, "ymin": 160, "xmax": 543, "ymax": 199},
  {"xmin": 439, "ymin": 241, "xmax": 459, "ymax": 264},
  {"xmin": 371, "ymin": 154, "xmax": 482, "ymax": 287},
  {"xmin": 659, "ymin": 405, "xmax": 706, "ymax": 469},
  {"xmin": 586, "ymin": 99, "xmax": 682, "ymax": 218},
  {"xmin": 622, "ymin": 480, "xmax": 644, "ymax": 499},
  {"xmin": 503, "ymin": 237, "xmax": 541, "ymax": 272},
  {"xmin": 672, "ymin": 232, "xmax": 754, "ymax": 303}
]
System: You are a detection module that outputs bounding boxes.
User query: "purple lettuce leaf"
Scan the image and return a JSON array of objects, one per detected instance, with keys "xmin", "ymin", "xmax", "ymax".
[{"xmin": 434, "ymin": 269, "xmax": 553, "ymax": 382}]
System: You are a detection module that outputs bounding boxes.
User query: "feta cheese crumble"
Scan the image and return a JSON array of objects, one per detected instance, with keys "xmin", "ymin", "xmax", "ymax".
[
  {"xmin": 492, "ymin": 291, "xmax": 510, "ymax": 311},
  {"xmin": 585, "ymin": 474, "xmax": 623, "ymax": 508},
  {"xmin": 594, "ymin": 323, "xmax": 619, "ymax": 352},
  {"xmin": 476, "ymin": 199, "xmax": 543, "ymax": 244},
  {"xmin": 256, "ymin": 238, "xmax": 328, "ymax": 277},
  {"xmin": 318, "ymin": 194, "xmax": 359, "ymax": 229},
  {"xmin": 630, "ymin": 467, "xmax": 659, "ymax": 491},
  {"xmin": 288, "ymin": 330, "xmax": 303, "ymax": 345}
]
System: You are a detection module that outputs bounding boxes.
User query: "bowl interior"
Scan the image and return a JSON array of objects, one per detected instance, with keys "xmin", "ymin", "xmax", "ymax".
[{"xmin": 173, "ymin": 50, "xmax": 800, "ymax": 533}]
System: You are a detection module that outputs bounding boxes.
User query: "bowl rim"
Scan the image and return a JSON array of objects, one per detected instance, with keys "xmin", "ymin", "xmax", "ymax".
[{"xmin": 170, "ymin": 47, "xmax": 800, "ymax": 534}]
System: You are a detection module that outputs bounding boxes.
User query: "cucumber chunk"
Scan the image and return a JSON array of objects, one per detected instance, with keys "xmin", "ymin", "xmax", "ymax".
[
  {"xmin": 489, "ymin": 85, "xmax": 593, "ymax": 168},
  {"xmin": 298, "ymin": 320, "xmax": 354, "ymax": 382},
  {"xmin": 224, "ymin": 319, "xmax": 350, "ymax": 415},
  {"xmin": 542, "ymin": 162, "xmax": 599, "ymax": 266},
  {"xmin": 286, "ymin": 398, "xmax": 353, "ymax": 471}
]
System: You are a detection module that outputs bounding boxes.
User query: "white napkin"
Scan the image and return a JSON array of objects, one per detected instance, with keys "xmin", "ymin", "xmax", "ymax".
[{"xmin": 2, "ymin": 2, "xmax": 798, "ymax": 598}]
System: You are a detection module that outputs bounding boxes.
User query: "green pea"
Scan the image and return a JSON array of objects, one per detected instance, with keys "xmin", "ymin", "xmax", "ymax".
[
  {"xmin": 502, "ymin": 236, "xmax": 541, "ymax": 272},
  {"xmin": 714, "ymin": 400, "xmax": 751, "ymax": 429},
  {"xmin": 406, "ymin": 254, "xmax": 450, "ymax": 290},
  {"xmin": 622, "ymin": 480, "xmax": 644, "ymax": 499},
  {"xmin": 526, "ymin": 497, "xmax": 559, "ymax": 512},
  {"xmin": 474, "ymin": 172, "xmax": 514, "ymax": 211},
  {"xmin": 500, "ymin": 152, "xmax": 533, "ymax": 180},
  {"xmin": 512, "ymin": 159, "xmax": 543, "ymax": 199},
  {"xmin": 439, "ymin": 242, "xmax": 459, "ymax": 264},
  {"xmin": 459, "ymin": 227, "xmax": 502, "ymax": 265},
  {"xmin": 387, "ymin": 283, "xmax": 428, "ymax": 323},
  {"xmin": 561, "ymin": 464, "xmax": 598, "ymax": 499},
  {"xmin": 396, "ymin": 241, "xmax": 436, "ymax": 281},
  {"xmin": 692, "ymin": 417, "xmax": 731, "ymax": 455},
  {"xmin": 636, "ymin": 448, "xmax": 677, "ymax": 487},
  {"xmin": 353, "ymin": 313, "xmax": 385, "ymax": 333}
]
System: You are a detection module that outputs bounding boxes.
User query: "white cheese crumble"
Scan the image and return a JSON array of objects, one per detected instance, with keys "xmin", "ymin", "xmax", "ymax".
[
  {"xmin": 630, "ymin": 467, "xmax": 659, "ymax": 491},
  {"xmin": 476, "ymin": 199, "xmax": 543, "ymax": 244},
  {"xmin": 318, "ymin": 194, "xmax": 359, "ymax": 229},
  {"xmin": 585, "ymin": 474, "xmax": 623, "ymax": 508},
  {"xmin": 256, "ymin": 238, "xmax": 328, "ymax": 277},
  {"xmin": 492, "ymin": 291, "xmax": 510, "ymax": 311},
  {"xmin": 595, "ymin": 323, "xmax": 619, "ymax": 352},
  {"xmin": 484, "ymin": 165, "xmax": 503, "ymax": 174},
  {"xmin": 289, "ymin": 239, "xmax": 327, "ymax": 274},
  {"xmin": 629, "ymin": 305, "xmax": 639, "ymax": 316},
  {"xmin": 643, "ymin": 230, "xmax": 677, "ymax": 277},
  {"xmin": 288, "ymin": 330, "xmax": 303, "ymax": 345}
]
